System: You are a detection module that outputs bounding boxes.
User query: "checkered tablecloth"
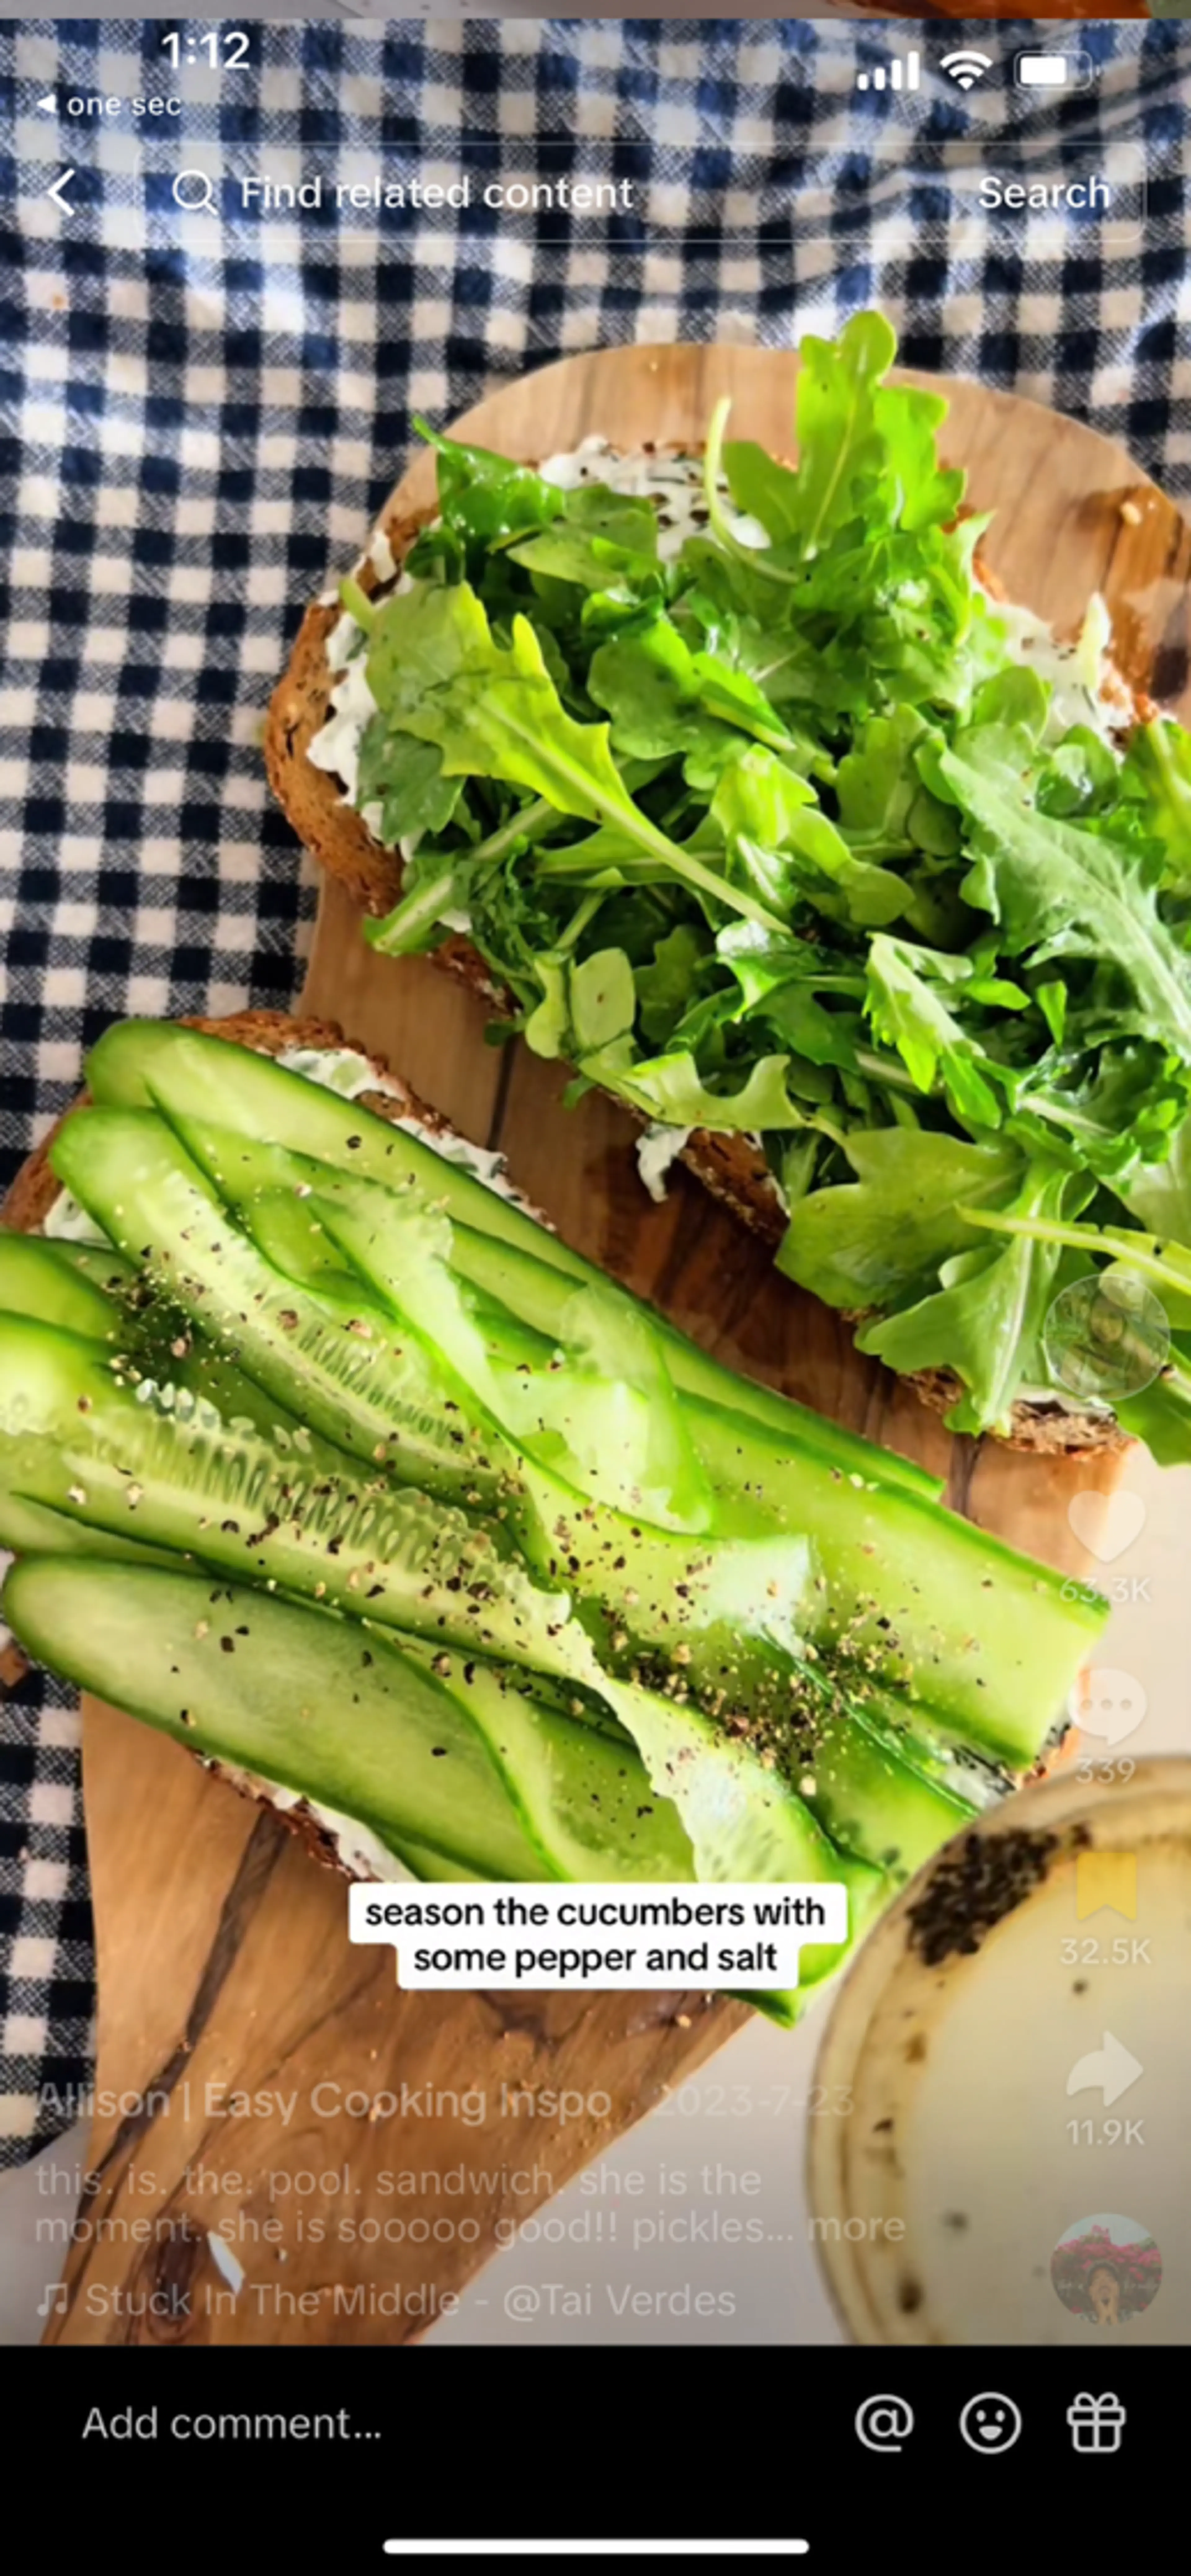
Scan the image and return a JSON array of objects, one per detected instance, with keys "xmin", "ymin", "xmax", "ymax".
[{"xmin": 1, "ymin": 14, "xmax": 1189, "ymax": 2164}]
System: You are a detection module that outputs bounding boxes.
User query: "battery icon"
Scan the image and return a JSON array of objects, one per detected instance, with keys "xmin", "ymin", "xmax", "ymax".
[{"xmin": 1015, "ymin": 51, "xmax": 1095, "ymax": 91}]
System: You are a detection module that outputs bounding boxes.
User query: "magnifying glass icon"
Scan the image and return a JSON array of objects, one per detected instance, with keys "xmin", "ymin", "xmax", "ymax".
[{"xmin": 172, "ymin": 169, "xmax": 216, "ymax": 214}]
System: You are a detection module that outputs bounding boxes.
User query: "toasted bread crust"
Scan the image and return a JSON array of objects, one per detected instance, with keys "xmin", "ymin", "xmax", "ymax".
[
  {"xmin": 264, "ymin": 490, "xmax": 1133, "ymax": 1465},
  {"xmin": 1, "ymin": 1005, "xmax": 462, "ymax": 1237}
]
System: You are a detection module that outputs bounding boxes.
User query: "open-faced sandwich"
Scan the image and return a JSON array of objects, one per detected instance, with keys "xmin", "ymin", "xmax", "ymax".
[
  {"xmin": 267, "ymin": 312, "xmax": 1191, "ymax": 1464},
  {"xmin": 0, "ymin": 1017, "xmax": 1104, "ymax": 2020}
]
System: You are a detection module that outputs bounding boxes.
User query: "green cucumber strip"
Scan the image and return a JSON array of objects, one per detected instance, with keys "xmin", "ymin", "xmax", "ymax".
[
  {"xmin": 414, "ymin": 1640, "xmax": 695, "ymax": 1883},
  {"xmin": 159, "ymin": 1121, "xmax": 999, "ymax": 1760},
  {"xmin": 84, "ymin": 1017, "xmax": 942, "ymax": 1500},
  {"xmin": 446, "ymin": 1223, "xmax": 945, "ymax": 1500},
  {"xmin": 48, "ymin": 1107, "xmax": 511, "ymax": 1505},
  {"xmin": 0, "ymin": 1488, "xmax": 184, "ymax": 1571},
  {"xmin": 3, "ymin": 1556, "xmax": 834, "ymax": 2017},
  {"xmin": 384, "ymin": 1838, "xmax": 483, "ymax": 1883},
  {"xmin": 0, "ymin": 1552, "xmax": 690, "ymax": 1884},
  {"xmin": 0, "ymin": 1313, "xmax": 574, "ymax": 1681},
  {"xmin": 186, "ymin": 1116, "xmax": 1095, "ymax": 1760},
  {"xmin": 86, "ymin": 1018, "xmax": 558, "ymax": 1266},
  {"xmin": 47, "ymin": 1240, "xmax": 139, "ymax": 1291},
  {"xmin": 0, "ymin": 1234, "xmax": 122, "ymax": 1341},
  {"xmin": 687, "ymin": 1402, "xmax": 1102, "ymax": 1768},
  {"xmin": 0, "ymin": 1232, "xmax": 308, "ymax": 1445},
  {"xmin": 163, "ymin": 1116, "xmax": 716, "ymax": 1537},
  {"xmin": 786, "ymin": 1683, "xmax": 977, "ymax": 1883},
  {"xmin": 50, "ymin": 1100, "xmax": 1099, "ymax": 1770},
  {"xmin": 307, "ymin": 1198, "xmax": 717, "ymax": 1539},
  {"xmin": 228, "ymin": 1190, "xmax": 362, "ymax": 1299},
  {"xmin": 606, "ymin": 1666, "xmax": 881, "ymax": 1993},
  {"xmin": 1, "ymin": 1557, "xmax": 543, "ymax": 1879},
  {"xmin": 138, "ymin": 1117, "xmax": 1044, "ymax": 1747},
  {"xmin": 0, "ymin": 1311, "xmax": 860, "ymax": 1893}
]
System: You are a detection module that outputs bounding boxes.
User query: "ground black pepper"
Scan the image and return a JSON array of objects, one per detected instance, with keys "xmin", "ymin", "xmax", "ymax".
[{"xmin": 905, "ymin": 1825, "xmax": 1061, "ymax": 1966}]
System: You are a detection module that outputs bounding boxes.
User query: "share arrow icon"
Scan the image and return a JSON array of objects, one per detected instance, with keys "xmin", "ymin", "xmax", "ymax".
[{"xmin": 1066, "ymin": 2031, "xmax": 1144, "ymax": 2108}]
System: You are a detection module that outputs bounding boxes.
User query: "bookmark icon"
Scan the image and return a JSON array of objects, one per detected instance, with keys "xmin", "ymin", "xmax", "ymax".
[{"xmin": 1075, "ymin": 1851, "xmax": 1138, "ymax": 1921}]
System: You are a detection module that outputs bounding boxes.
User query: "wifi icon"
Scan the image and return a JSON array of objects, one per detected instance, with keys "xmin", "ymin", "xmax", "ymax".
[{"xmin": 940, "ymin": 51, "xmax": 993, "ymax": 91}]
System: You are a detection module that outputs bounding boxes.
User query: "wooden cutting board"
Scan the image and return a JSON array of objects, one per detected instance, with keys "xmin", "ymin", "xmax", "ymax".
[{"xmin": 45, "ymin": 343, "xmax": 1190, "ymax": 2345}]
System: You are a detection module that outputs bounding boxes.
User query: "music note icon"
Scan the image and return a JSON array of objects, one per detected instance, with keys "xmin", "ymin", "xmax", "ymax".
[{"xmin": 37, "ymin": 2282, "xmax": 68, "ymax": 2318}]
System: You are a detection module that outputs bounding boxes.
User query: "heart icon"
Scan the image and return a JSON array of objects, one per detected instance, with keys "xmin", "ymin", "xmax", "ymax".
[{"xmin": 1067, "ymin": 1488, "xmax": 1147, "ymax": 1565}]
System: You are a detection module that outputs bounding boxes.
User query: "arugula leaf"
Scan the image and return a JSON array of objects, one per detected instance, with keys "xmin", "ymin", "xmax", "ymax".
[
  {"xmin": 578, "ymin": 1044, "xmax": 814, "ymax": 1134},
  {"xmin": 864, "ymin": 935, "xmax": 1008, "ymax": 1129},
  {"xmin": 587, "ymin": 616, "xmax": 732, "ymax": 766},
  {"xmin": 635, "ymin": 923, "xmax": 709, "ymax": 1044},
  {"xmin": 716, "ymin": 919, "xmax": 851, "ymax": 1007},
  {"xmin": 859, "ymin": 1159, "xmax": 1072, "ymax": 1434},
  {"xmin": 355, "ymin": 719, "xmax": 465, "ymax": 845},
  {"xmin": 720, "ymin": 314, "xmax": 966, "ymax": 568},
  {"xmin": 1037, "ymin": 726, "xmax": 1122, "ymax": 822},
  {"xmin": 524, "ymin": 958, "xmax": 571, "ymax": 1059},
  {"xmin": 928, "ymin": 739, "xmax": 1191, "ymax": 1061},
  {"xmin": 871, "ymin": 379, "xmax": 966, "ymax": 535},
  {"xmin": 1115, "ymin": 1355, "xmax": 1191, "ymax": 1468},
  {"xmin": 565, "ymin": 483, "xmax": 663, "ymax": 547},
  {"xmin": 720, "ymin": 440, "xmax": 805, "ymax": 546},
  {"xmin": 506, "ymin": 525, "xmax": 662, "ymax": 596},
  {"xmin": 708, "ymin": 744, "xmax": 815, "ymax": 845},
  {"xmin": 415, "ymin": 417, "xmax": 565, "ymax": 552},
  {"xmin": 779, "ymin": 1128, "xmax": 1025, "ymax": 1309},
  {"xmin": 783, "ymin": 808, "xmax": 915, "ymax": 930},
  {"xmin": 789, "ymin": 310, "xmax": 900, "ymax": 553},
  {"xmin": 759, "ymin": 986, "xmax": 864, "ymax": 1076},
  {"xmin": 1015, "ymin": 1040, "xmax": 1189, "ymax": 1183},
  {"xmin": 569, "ymin": 948, "xmax": 638, "ymax": 1051},
  {"xmin": 366, "ymin": 581, "xmax": 790, "ymax": 933},
  {"xmin": 835, "ymin": 709, "xmax": 959, "ymax": 860},
  {"xmin": 1125, "ymin": 1111, "xmax": 1191, "ymax": 1240},
  {"xmin": 962, "ymin": 1205, "xmax": 1191, "ymax": 1330},
  {"xmin": 1121, "ymin": 719, "xmax": 1191, "ymax": 887},
  {"xmin": 587, "ymin": 614, "xmax": 800, "ymax": 780},
  {"xmin": 364, "ymin": 858, "xmax": 468, "ymax": 959}
]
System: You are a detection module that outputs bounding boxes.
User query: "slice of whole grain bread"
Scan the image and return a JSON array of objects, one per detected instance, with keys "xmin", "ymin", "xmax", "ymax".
[{"xmin": 264, "ymin": 473, "xmax": 1132, "ymax": 1458}]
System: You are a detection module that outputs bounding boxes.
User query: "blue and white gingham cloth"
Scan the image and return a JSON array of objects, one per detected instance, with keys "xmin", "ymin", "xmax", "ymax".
[{"xmin": 1, "ymin": 15, "xmax": 1189, "ymax": 2162}]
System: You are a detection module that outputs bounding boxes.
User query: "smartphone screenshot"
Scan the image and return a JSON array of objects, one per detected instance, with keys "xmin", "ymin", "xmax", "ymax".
[{"xmin": 0, "ymin": 4, "xmax": 1187, "ymax": 2551}]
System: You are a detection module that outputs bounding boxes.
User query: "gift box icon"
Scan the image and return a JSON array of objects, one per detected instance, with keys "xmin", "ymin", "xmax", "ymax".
[{"xmin": 1068, "ymin": 2393, "xmax": 1126, "ymax": 2454}]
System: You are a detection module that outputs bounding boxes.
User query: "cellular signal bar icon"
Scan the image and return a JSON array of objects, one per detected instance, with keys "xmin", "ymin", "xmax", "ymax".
[{"xmin": 856, "ymin": 51, "xmax": 921, "ymax": 94}]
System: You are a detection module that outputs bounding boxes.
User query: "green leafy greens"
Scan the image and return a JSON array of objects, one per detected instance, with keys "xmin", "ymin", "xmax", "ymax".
[{"xmin": 324, "ymin": 313, "xmax": 1191, "ymax": 1449}]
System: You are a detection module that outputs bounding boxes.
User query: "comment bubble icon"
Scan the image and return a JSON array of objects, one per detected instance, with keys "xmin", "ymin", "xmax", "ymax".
[{"xmin": 1067, "ymin": 1666, "xmax": 1147, "ymax": 1747}]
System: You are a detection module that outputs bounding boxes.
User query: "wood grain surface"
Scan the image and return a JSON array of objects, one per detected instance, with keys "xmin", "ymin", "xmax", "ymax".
[{"xmin": 46, "ymin": 342, "xmax": 1189, "ymax": 2345}]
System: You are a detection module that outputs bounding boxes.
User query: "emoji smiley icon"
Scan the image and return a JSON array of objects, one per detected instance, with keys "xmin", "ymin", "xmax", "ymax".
[{"xmin": 959, "ymin": 2393, "xmax": 1023, "ymax": 2454}]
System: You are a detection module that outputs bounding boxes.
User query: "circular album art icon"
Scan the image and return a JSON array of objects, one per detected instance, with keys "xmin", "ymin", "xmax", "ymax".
[
  {"xmin": 1042, "ymin": 1271, "xmax": 1170, "ymax": 1403},
  {"xmin": 1051, "ymin": 2216, "xmax": 1162, "ymax": 2326}
]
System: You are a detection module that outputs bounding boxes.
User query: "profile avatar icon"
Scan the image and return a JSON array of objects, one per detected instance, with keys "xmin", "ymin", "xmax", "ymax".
[{"xmin": 1051, "ymin": 2217, "xmax": 1162, "ymax": 2325}]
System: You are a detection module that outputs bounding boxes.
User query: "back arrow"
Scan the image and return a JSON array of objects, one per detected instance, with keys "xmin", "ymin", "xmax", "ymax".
[{"xmin": 47, "ymin": 169, "xmax": 76, "ymax": 213}]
